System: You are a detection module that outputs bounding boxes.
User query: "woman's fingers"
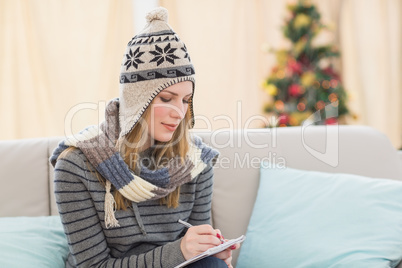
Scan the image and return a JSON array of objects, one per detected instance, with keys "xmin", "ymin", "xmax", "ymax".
[
  {"xmin": 229, "ymin": 242, "xmax": 241, "ymax": 250},
  {"xmin": 192, "ymin": 224, "xmax": 217, "ymax": 235},
  {"xmin": 190, "ymin": 225, "xmax": 221, "ymax": 245},
  {"xmin": 213, "ymin": 247, "xmax": 232, "ymax": 260},
  {"xmin": 180, "ymin": 224, "xmax": 222, "ymax": 260},
  {"xmin": 214, "ymin": 228, "xmax": 225, "ymax": 243},
  {"xmin": 180, "ymin": 223, "xmax": 238, "ymax": 265},
  {"xmin": 222, "ymin": 254, "xmax": 233, "ymax": 267}
]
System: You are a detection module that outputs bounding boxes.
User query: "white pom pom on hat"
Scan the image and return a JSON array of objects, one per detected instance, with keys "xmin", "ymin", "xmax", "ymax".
[{"xmin": 145, "ymin": 7, "xmax": 168, "ymax": 23}]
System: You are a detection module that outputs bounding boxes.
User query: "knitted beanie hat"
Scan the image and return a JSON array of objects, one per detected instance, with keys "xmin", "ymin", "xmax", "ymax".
[{"xmin": 119, "ymin": 7, "xmax": 195, "ymax": 138}]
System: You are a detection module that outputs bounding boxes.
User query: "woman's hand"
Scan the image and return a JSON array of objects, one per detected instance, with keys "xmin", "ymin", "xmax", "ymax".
[
  {"xmin": 180, "ymin": 226, "xmax": 241, "ymax": 267},
  {"xmin": 213, "ymin": 247, "xmax": 232, "ymax": 267},
  {"xmin": 180, "ymin": 224, "xmax": 222, "ymax": 260},
  {"xmin": 213, "ymin": 234, "xmax": 241, "ymax": 268}
]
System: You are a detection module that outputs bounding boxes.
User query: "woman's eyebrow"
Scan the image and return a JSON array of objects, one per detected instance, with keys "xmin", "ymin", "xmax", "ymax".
[{"xmin": 162, "ymin": 90, "xmax": 192, "ymax": 97}]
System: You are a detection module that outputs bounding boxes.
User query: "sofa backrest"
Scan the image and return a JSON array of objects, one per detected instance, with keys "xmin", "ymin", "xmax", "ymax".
[
  {"xmin": 0, "ymin": 137, "xmax": 61, "ymax": 217},
  {"xmin": 1, "ymin": 125, "xmax": 401, "ymax": 231}
]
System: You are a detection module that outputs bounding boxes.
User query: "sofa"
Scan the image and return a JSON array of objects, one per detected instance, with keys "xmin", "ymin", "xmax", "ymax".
[{"xmin": 1, "ymin": 125, "xmax": 402, "ymax": 267}]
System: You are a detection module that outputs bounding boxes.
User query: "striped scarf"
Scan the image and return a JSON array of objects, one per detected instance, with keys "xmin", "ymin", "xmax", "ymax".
[{"xmin": 50, "ymin": 98, "xmax": 219, "ymax": 228}]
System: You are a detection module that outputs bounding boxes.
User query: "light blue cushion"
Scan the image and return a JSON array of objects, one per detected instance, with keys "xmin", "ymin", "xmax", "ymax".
[
  {"xmin": 237, "ymin": 164, "xmax": 402, "ymax": 268},
  {"xmin": 0, "ymin": 216, "xmax": 68, "ymax": 268}
]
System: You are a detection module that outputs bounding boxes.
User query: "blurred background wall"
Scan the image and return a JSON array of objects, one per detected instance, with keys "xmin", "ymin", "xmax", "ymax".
[{"xmin": 1, "ymin": 0, "xmax": 401, "ymax": 148}]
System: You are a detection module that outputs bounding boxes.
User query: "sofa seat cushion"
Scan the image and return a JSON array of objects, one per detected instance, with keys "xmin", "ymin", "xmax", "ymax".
[
  {"xmin": 237, "ymin": 164, "xmax": 402, "ymax": 268},
  {"xmin": 0, "ymin": 216, "xmax": 68, "ymax": 268}
]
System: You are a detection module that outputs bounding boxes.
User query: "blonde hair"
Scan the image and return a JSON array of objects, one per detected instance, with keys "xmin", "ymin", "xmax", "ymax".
[{"xmin": 58, "ymin": 104, "xmax": 193, "ymax": 210}]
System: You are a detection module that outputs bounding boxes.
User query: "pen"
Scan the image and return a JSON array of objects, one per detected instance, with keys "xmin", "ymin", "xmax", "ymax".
[{"xmin": 178, "ymin": 219, "xmax": 225, "ymax": 243}]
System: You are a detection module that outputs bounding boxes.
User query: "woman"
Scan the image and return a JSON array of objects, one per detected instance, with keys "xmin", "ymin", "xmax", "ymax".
[{"xmin": 50, "ymin": 7, "xmax": 238, "ymax": 268}]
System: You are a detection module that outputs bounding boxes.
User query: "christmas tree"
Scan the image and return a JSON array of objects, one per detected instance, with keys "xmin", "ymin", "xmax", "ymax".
[{"xmin": 262, "ymin": 0, "xmax": 349, "ymax": 127}]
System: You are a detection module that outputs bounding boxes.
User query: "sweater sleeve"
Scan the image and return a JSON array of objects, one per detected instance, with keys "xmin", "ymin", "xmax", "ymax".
[
  {"xmin": 54, "ymin": 149, "xmax": 186, "ymax": 268},
  {"xmin": 186, "ymin": 163, "xmax": 215, "ymax": 226}
]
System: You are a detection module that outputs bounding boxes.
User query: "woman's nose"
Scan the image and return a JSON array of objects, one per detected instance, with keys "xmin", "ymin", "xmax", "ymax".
[{"xmin": 170, "ymin": 101, "xmax": 186, "ymax": 119}]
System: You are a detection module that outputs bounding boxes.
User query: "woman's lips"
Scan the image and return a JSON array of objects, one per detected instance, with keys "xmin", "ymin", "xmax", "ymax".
[{"xmin": 162, "ymin": 123, "xmax": 178, "ymax": 131}]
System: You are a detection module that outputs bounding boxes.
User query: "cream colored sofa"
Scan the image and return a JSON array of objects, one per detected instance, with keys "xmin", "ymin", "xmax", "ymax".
[{"xmin": 1, "ymin": 125, "xmax": 402, "ymax": 266}]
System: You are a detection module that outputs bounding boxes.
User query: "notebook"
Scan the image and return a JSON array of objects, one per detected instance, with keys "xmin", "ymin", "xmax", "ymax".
[{"xmin": 174, "ymin": 235, "xmax": 246, "ymax": 268}]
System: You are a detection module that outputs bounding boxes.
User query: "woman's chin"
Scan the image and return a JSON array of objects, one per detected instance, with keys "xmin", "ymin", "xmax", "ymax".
[{"xmin": 154, "ymin": 134, "xmax": 174, "ymax": 143}]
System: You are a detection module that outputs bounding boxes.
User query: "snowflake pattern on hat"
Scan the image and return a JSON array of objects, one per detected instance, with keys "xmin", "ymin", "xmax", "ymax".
[
  {"xmin": 124, "ymin": 47, "xmax": 145, "ymax": 70},
  {"xmin": 181, "ymin": 44, "xmax": 191, "ymax": 62},
  {"xmin": 149, "ymin": 43, "xmax": 179, "ymax": 66}
]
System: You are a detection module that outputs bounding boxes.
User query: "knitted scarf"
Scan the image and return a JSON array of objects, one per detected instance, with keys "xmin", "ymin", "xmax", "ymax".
[{"xmin": 50, "ymin": 98, "xmax": 219, "ymax": 228}]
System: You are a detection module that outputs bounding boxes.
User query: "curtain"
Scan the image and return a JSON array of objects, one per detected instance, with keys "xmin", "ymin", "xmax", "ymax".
[
  {"xmin": 1, "ymin": 0, "xmax": 401, "ymax": 148},
  {"xmin": 160, "ymin": 0, "xmax": 402, "ymax": 148},
  {"xmin": 339, "ymin": 0, "xmax": 402, "ymax": 148},
  {"xmin": 0, "ymin": 0, "xmax": 134, "ymax": 139}
]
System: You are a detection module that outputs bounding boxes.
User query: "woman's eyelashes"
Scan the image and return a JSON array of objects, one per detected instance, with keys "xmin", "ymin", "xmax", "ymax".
[{"xmin": 160, "ymin": 97, "xmax": 190, "ymax": 104}]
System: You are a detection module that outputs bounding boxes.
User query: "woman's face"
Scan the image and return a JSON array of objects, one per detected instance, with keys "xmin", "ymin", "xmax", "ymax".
[{"xmin": 145, "ymin": 81, "xmax": 193, "ymax": 145}]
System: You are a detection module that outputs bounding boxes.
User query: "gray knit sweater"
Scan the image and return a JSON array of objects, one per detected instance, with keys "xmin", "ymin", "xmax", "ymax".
[{"xmin": 54, "ymin": 148, "xmax": 215, "ymax": 268}]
